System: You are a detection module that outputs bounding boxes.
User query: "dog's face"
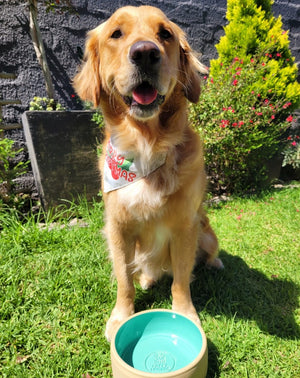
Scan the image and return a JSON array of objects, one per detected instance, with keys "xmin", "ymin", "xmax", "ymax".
[{"xmin": 74, "ymin": 6, "xmax": 206, "ymax": 120}]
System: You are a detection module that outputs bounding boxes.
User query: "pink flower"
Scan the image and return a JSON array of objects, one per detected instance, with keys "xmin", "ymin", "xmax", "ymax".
[
  {"xmin": 251, "ymin": 58, "xmax": 255, "ymax": 63},
  {"xmin": 271, "ymin": 115, "xmax": 275, "ymax": 120},
  {"xmin": 286, "ymin": 115, "xmax": 293, "ymax": 122},
  {"xmin": 256, "ymin": 112, "xmax": 263, "ymax": 116},
  {"xmin": 232, "ymin": 122, "xmax": 238, "ymax": 127},
  {"xmin": 238, "ymin": 121, "xmax": 244, "ymax": 127},
  {"xmin": 276, "ymin": 53, "xmax": 282, "ymax": 57},
  {"xmin": 283, "ymin": 102, "xmax": 292, "ymax": 109},
  {"xmin": 262, "ymin": 62, "xmax": 266, "ymax": 66},
  {"xmin": 233, "ymin": 79, "xmax": 238, "ymax": 86},
  {"xmin": 291, "ymin": 141, "xmax": 297, "ymax": 146},
  {"xmin": 220, "ymin": 119, "xmax": 229, "ymax": 128}
]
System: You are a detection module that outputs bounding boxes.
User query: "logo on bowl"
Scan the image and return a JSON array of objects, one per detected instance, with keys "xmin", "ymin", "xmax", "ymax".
[{"xmin": 145, "ymin": 351, "xmax": 175, "ymax": 373}]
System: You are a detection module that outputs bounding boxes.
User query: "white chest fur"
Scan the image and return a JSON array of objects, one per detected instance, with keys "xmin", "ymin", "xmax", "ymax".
[{"xmin": 116, "ymin": 177, "xmax": 167, "ymax": 220}]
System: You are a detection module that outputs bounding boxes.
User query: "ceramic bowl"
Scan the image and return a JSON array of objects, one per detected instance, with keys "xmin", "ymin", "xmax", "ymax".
[{"xmin": 110, "ymin": 309, "xmax": 208, "ymax": 378}]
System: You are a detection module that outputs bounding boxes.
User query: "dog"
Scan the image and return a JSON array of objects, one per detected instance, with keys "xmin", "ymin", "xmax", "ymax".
[{"xmin": 74, "ymin": 5, "xmax": 223, "ymax": 342}]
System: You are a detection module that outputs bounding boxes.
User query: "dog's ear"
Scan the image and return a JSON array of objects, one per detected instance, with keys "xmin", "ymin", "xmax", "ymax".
[
  {"xmin": 73, "ymin": 25, "xmax": 104, "ymax": 107},
  {"xmin": 177, "ymin": 30, "xmax": 208, "ymax": 104}
]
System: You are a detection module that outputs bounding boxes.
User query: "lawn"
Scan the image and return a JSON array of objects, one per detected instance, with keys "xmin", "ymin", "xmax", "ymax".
[{"xmin": 0, "ymin": 187, "xmax": 299, "ymax": 377}]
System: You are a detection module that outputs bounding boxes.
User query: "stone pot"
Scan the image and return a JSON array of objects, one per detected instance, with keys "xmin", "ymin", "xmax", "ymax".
[{"xmin": 22, "ymin": 111, "xmax": 103, "ymax": 210}]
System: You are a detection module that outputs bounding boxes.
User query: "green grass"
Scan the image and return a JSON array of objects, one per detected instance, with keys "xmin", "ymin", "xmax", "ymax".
[{"xmin": 0, "ymin": 187, "xmax": 299, "ymax": 377}]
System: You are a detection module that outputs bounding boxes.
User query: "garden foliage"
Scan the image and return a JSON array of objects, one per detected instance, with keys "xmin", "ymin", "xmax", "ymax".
[
  {"xmin": 192, "ymin": 0, "xmax": 300, "ymax": 193},
  {"xmin": 0, "ymin": 137, "xmax": 28, "ymax": 208}
]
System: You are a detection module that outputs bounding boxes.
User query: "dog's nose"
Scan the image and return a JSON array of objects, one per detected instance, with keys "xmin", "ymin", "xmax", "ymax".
[{"xmin": 129, "ymin": 41, "xmax": 161, "ymax": 68}]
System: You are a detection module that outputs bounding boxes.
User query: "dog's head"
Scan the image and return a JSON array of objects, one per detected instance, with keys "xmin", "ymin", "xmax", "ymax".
[{"xmin": 73, "ymin": 6, "xmax": 207, "ymax": 120}]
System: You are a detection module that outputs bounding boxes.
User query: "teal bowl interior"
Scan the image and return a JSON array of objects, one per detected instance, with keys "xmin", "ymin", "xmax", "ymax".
[{"xmin": 114, "ymin": 311, "xmax": 203, "ymax": 374}]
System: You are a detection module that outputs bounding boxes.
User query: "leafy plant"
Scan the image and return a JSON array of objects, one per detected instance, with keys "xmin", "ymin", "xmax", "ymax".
[
  {"xmin": 82, "ymin": 99, "xmax": 105, "ymax": 130},
  {"xmin": 29, "ymin": 96, "xmax": 65, "ymax": 111},
  {"xmin": 192, "ymin": 59, "xmax": 294, "ymax": 193},
  {"xmin": 282, "ymin": 133, "xmax": 300, "ymax": 169},
  {"xmin": 192, "ymin": 0, "xmax": 300, "ymax": 194},
  {"xmin": 0, "ymin": 137, "xmax": 28, "ymax": 207}
]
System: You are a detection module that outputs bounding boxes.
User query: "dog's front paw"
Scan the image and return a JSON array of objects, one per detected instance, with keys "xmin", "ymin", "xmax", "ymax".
[
  {"xmin": 105, "ymin": 308, "xmax": 134, "ymax": 342},
  {"xmin": 172, "ymin": 304, "xmax": 201, "ymax": 326}
]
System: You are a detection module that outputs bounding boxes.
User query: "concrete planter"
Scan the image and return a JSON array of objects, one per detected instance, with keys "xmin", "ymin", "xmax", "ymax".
[{"xmin": 22, "ymin": 111, "xmax": 103, "ymax": 210}]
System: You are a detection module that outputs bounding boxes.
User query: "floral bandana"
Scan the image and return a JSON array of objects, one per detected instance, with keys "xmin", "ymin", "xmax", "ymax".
[{"xmin": 103, "ymin": 138, "xmax": 167, "ymax": 193}]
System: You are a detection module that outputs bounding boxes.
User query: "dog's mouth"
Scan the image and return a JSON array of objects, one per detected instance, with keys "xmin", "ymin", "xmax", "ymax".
[{"xmin": 123, "ymin": 81, "xmax": 165, "ymax": 118}]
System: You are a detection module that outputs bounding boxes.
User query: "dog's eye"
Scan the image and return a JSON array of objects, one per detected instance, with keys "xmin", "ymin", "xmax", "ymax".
[
  {"xmin": 158, "ymin": 27, "xmax": 172, "ymax": 40},
  {"xmin": 110, "ymin": 29, "xmax": 123, "ymax": 39}
]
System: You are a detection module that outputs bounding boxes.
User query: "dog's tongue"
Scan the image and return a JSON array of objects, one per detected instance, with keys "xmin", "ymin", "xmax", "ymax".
[{"xmin": 132, "ymin": 83, "xmax": 158, "ymax": 105}]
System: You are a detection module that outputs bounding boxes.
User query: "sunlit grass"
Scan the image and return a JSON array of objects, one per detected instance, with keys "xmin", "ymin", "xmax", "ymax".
[{"xmin": 0, "ymin": 187, "xmax": 299, "ymax": 377}]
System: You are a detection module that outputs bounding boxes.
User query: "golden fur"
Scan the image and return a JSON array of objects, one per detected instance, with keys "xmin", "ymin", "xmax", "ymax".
[{"xmin": 74, "ymin": 5, "xmax": 223, "ymax": 341}]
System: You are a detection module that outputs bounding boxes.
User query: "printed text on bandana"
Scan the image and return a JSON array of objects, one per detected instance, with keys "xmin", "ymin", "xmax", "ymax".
[
  {"xmin": 106, "ymin": 140, "xmax": 137, "ymax": 182},
  {"xmin": 103, "ymin": 138, "xmax": 167, "ymax": 193}
]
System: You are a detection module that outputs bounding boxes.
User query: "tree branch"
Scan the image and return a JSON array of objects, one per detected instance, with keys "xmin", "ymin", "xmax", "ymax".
[{"xmin": 28, "ymin": 0, "xmax": 55, "ymax": 99}]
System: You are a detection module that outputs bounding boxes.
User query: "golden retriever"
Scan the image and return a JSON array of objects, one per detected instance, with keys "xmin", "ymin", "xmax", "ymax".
[{"xmin": 74, "ymin": 5, "xmax": 223, "ymax": 341}]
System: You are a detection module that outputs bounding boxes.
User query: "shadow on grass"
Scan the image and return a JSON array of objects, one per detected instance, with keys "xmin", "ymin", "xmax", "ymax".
[
  {"xmin": 135, "ymin": 250, "xmax": 299, "ymax": 341},
  {"xmin": 191, "ymin": 250, "xmax": 300, "ymax": 340}
]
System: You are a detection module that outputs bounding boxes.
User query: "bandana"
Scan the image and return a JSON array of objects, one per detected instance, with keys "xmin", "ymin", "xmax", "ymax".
[{"xmin": 103, "ymin": 138, "xmax": 167, "ymax": 193}]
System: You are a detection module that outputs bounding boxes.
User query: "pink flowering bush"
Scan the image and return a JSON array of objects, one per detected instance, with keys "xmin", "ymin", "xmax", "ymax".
[
  {"xmin": 191, "ymin": 57, "xmax": 296, "ymax": 193},
  {"xmin": 191, "ymin": 0, "xmax": 300, "ymax": 194}
]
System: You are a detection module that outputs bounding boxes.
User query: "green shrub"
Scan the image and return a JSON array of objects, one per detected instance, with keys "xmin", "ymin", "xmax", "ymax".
[
  {"xmin": 192, "ymin": 59, "xmax": 294, "ymax": 193},
  {"xmin": 210, "ymin": 0, "xmax": 300, "ymax": 108},
  {"xmin": 0, "ymin": 137, "xmax": 28, "ymax": 208},
  {"xmin": 193, "ymin": 0, "xmax": 300, "ymax": 194},
  {"xmin": 282, "ymin": 133, "xmax": 300, "ymax": 169}
]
